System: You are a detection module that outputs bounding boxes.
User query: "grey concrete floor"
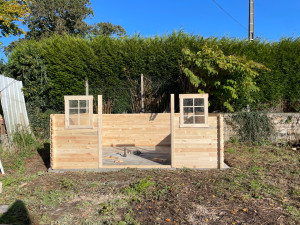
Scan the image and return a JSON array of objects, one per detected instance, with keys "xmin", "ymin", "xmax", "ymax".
[{"xmin": 102, "ymin": 146, "xmax": 171, "ymax": 166}]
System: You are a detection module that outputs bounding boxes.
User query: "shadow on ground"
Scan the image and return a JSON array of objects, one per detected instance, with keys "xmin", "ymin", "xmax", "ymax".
[
  {"xmin": 37, "ymin": 142, "xmax": 50, "ymax": 169},
  {"xmin": 0, "ymin": 200, "xmax": 31, "ymax": 224}
]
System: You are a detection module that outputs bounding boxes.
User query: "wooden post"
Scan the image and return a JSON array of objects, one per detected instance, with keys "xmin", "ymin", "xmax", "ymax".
[
  {"xmin": 141, "ymin": 74, "xmax": 144, "ymax": 113},
  {"xmin": 218, "ymin": 114, "xmax": 224, "ymax": 169},
  {"xmin": 85, "ymin": 78, "xmax": 89, "ymax": 96},
  {"xmin": 170, "ymin": 94, "xmax": 175, "ymax": 168},
  {"xmin": 98, "ymin": 95, "xmax": 102, "ymax": 168},
  {"xmin": 50, "ymin": 114, "xmax": 54, "ymax": 169}
]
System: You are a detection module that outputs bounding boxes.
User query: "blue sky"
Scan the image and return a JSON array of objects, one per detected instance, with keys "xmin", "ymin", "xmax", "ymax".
[{"xmin": 1, "ymin": 0, "xmax": 300, "ymax": 60}]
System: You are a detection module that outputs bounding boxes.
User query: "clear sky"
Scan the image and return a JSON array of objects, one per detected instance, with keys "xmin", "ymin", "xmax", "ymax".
[{"xmin": 1, "ymin": 0, "xmax": 300, "ymax": 60}]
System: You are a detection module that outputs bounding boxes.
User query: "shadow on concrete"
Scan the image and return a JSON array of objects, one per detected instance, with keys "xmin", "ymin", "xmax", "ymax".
[
  {"xmin": 0, "ymin": 200, "xmax": 31, "ymax": 224},
  {"xmin": 37, "ymin": 142, "xmax": 50, "ymax": 169}
]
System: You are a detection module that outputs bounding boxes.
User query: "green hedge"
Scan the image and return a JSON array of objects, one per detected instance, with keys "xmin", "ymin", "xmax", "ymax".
[{"xmin": 6, "ymin": 33, "xmax": 300, "ymax": 136}]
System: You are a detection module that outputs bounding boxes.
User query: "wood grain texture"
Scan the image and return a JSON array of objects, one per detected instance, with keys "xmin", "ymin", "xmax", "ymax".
[
  {"xmin": 51, "ymin": 114, "xmax": 98, "ymax": 169},
  {"xmin": 173, "ymin": 114, "xmax": 220, "ymax": 169},
  {"xmin": 50, "ymin": 110, "xmax": 223, "ymax": 170},
  {"xmin": 102, "ymin": 113, "xmax": 171, "ymax": 147},
  {"xmin": 98, "ymin": 95, "xmax": 102, "ymax": 168},
  {"xmin": 171, "ymin": 94, "xmax": 175, "ymax": 168},
  {"xmin": 218, "ymin": 114, "xmax": 224, "ymax": 169}
]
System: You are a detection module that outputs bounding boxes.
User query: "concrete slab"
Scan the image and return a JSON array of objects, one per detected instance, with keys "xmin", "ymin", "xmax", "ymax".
[{"xmin": 102, "ymin": 146, "xmax": 170, "ymax": 166}]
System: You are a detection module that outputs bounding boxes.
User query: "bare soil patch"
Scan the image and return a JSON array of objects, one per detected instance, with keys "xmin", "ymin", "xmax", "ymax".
[{"xmin": 0, "ymin": 143, "xmax": 299, "ymax": 224}]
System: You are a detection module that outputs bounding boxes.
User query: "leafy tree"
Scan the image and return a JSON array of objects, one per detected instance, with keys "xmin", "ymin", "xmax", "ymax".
[
  {"xmin": 181, "ymin": 45, "xmax": 269, "ymax": 112},
  {"xmin": 0, "ymin": 58, "xmax": 7, "ymax": 74},
  {"xmin": 0, "ymin": 0, "xmax": 30, "ymax": 44},
  {"xmin": 90, "ymin": 22, "xmax": 126, "ymax": 37},
  {"xmin": 25, "ymin": 0, "xmax": 93, "ymax": 39}
]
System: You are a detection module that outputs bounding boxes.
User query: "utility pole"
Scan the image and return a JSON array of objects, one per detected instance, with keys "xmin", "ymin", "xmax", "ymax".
[{"xmin": 249, "ymin": 0, "xmax": 254, "ymax": 41}]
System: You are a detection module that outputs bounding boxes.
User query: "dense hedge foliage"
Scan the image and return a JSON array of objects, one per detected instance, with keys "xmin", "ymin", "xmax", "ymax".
[{"xmin": 6, "ymin": 32, "xmax": 300, "ymax": 134}]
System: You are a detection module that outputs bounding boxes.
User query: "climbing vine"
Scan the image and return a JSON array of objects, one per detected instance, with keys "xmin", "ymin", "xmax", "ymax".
[{"xmin": 229, "ymin": 112, "xmax": 275, "ymax": 144}]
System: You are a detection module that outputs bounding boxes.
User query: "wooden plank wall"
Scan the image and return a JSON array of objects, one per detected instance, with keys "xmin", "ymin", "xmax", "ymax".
[
  {"xmin": 51, "ymin": 114, "xmax": 98, "ymax": 169},
  {"xmin": 51, "ymin": 112, "xmax": 222, "ymax": 170},
  {"xmin": 102, "ymin": 114, "xmax": 171, "ymax": 148},
  {"xmin": 173, "ymin": 113, "xmax": 219, "ymax": 168},
  {"xmin": 51, "ymin": 113, "xmax": 171, "ymax": 169}
]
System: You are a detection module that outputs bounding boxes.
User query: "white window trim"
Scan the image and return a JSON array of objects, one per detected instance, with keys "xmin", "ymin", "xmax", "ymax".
[
  {"xmin": 64, "ymin": 95, "xmax": 93, "ymax": 129},
  {"xmin": 179, "ymin": 93, "xmax": 209, "ymax": 128}
]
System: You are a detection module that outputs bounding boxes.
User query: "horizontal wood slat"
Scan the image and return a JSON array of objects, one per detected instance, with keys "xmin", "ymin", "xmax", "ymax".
[
  {"xmin": 50, "ymin": 111, "xmax": 222, "ymax": 170},
  {"xmin": 173, "ymin": 113, "xmax": 219, "ymax": 169}
]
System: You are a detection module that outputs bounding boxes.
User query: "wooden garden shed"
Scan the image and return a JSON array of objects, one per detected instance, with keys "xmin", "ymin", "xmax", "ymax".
[{"xmin": 50, "ymin": 94, "xmax": 224, "ymax": 170}]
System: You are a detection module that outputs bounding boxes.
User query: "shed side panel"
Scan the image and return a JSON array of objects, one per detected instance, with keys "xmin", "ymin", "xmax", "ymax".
[
  {"xmin": 51, "ymin": 114, "xmax": 98, "ymax": 169},
  {"xmin": 173, "ymin": 115, "xmax": 219, "ymax": 168}
]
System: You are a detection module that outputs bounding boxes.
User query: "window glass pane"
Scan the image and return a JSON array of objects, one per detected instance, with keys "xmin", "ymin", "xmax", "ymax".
[
  {"xmin": 69, "ymin": 100, "xmax": 78, "ymax": 108},
  {"xmin": 195, "ymin": 107, "xmax": 205, "ymax": 115},
  {"xmin": 79, "ymin": 108, "xmax": 89, "ymax": 114},
  {"xmin": 184, "ymin": 116, "xmax": 194, "ymax": 124},
  {"xmin": 194, "ymin": 98, "xmax": 204, "ymax": 106},
  {"xmin": 195, "ymin": 116, "xmax": 205, "ymax": 124},
  {"xmin": 183, "ymin": 98, "xmax": 193, "ymax": 106},
  {"xmin": 69, "ymin": 109, "xmax": 78, "ymax": 114},
  {"xmin": 183, "ymin": 107, "xmax": 193, "ymax": 115},
  {"xmin": 79, "ymin": 100, "xmax": 88, "ymax": 108}
]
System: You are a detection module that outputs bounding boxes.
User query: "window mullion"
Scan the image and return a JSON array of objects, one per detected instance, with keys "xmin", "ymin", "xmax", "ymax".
[
  {"xmin": 77, "ymin": 100, "xmax": 80, "ymax": 125},
  {"xmin": 193, "ymin": 99, "xmax": 195, "ymax": 124}
]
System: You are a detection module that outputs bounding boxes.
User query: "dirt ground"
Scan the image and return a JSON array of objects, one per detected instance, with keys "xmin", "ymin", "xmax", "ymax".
[{"xmin": 0, "ymin": 143, "xmax": 299, "ymax": 224}]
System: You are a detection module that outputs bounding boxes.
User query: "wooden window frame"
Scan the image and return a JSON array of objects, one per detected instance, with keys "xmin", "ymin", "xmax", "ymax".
[
  {"xmin": 179, "ymin": 93, "xmax": 209, "ymax": 128},
  {"xmin": 64, "ymin": 96, "xmax": 93, "ymax": 129}
]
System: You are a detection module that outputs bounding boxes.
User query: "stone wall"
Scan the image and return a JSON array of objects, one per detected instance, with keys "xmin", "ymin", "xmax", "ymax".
[{"xmin": 223, "ymin": 113, "xmax": 300, "ymax": 144}]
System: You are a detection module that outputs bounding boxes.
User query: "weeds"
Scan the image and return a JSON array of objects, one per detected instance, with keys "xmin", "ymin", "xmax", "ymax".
[
  {"xmin": 59, "ymin": 178, "xmax": 75, "ymax": 189},
  {"xmin": 0, "ymin": 128, "xmax": 42, "ymax": 174},
  {"xmin": 125, "ymin": 178, "xmax": 154, "ymax": 196}
]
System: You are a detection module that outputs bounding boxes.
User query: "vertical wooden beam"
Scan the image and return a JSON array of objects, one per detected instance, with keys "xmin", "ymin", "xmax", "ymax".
[
  {"xmin": 98, "ymin": 95, "xmax": 103, "ymax": 168},
  {"xmin": 218, "ymin": 114, "xmax": 224, "ymax": 169},
  {"xmin": 50, "ymin": 114, "xmax": 54, "ymax": 169},
  {"xmin": 170, "ymin": 94, "xmax": 175, "ymax": 168},
  {"xmin": 141, "ymin": 74, "xmax": 144, "ymax": 113},
  {"xmin": 64, "ymin": 96, "xmax": 69, "ymax": 129}
]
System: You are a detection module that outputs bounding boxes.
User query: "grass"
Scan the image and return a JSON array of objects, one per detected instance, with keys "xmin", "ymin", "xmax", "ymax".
[{"xmin": 0, "ymin": 137, "xmax": 299, "ymax": 224}]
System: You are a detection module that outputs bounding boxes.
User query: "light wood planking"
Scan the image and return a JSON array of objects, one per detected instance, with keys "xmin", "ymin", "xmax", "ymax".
[
  {"xmin": 218, "ymin": 114, "xmax": 224, "ymax": 169},
  {"xmin": 170, "ymin": 94, "xmax": 175, "ymax": 168},
  {"xmin": 102, "ymin": 113, "xmax": 171, "ymax": 148},
  {"xmin": 173, "ymin": 113, "xmax": 220, "ymax": 169},
  {"xmin": 51, "ymin": 114, "xmax": 98, "ymax": 169},
  {"xmin": 98, "ymin": 95, "xmax": 102, "ymax": 168},
  {"xmin": 50, "ymin": 105, "xmax": 223, "ymax": 169},
  {"xmin": 102, "ymin": 165, "xmax": 172, "ymax": 169}
]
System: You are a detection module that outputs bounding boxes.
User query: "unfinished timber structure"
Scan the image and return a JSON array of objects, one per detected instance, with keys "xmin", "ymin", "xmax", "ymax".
[{"xmin": 50, "ymin": 94, "xmax": 224, "ymax": 170}]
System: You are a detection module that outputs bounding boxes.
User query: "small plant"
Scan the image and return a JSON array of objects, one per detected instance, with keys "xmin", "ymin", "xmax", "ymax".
[
  {"xmin": 59, "ymin": 178, "xmax": 74, "ymax": 189},
  {"xmin": 250, "ymin": 166, "xmax": 263, "ymax": 174},
  {"xmin": 99, "ymin": 202, "xmax": 116, "ymax": 216},
  {"xmin": 125, "ymin": 178, "xmax": 154, "ymax": 196},
  {"xmin": 42, "ymin": 190, "xmax": 65, "ymax": 206},
  {"xmin": 229, "ymin": 137, "xmax": 239, "ymax": 145},
  {"xmin": 152, "ymin": 185, "xmax": 172, "ymax": 200},
  {"xmin": 227, "ymin": 148, "xmax": 236, "ymax": 153}
]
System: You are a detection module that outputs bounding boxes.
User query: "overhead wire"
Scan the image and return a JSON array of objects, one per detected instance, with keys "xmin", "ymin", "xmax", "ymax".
[{"xmin": 210, "ymin": 0, "xmax": 247, "ymax": 31}]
